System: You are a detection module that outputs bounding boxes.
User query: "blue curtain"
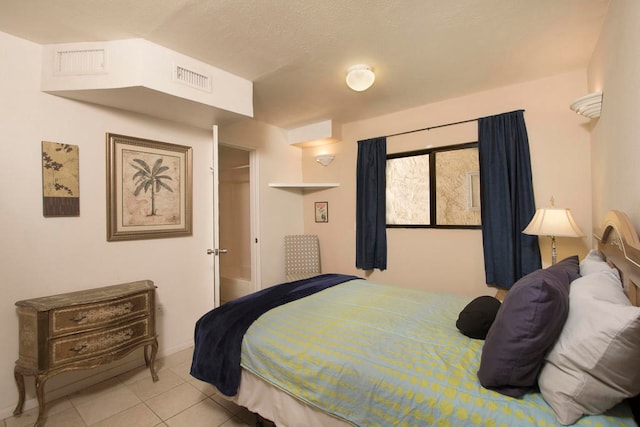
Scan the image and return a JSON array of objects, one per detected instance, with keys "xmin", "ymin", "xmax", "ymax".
[
  {"xmin": 478, "ymin": 110, "xmax": 541, "ymax": 289},
  {"xmin": 356, "ymin": 137, "xmax": 387, "ymax": 270}
]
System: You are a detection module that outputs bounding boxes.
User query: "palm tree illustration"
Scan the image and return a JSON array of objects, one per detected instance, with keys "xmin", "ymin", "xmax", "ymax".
[{"xmin": 131, "ymin": 158, "xmax": 173, "ymax": 216}]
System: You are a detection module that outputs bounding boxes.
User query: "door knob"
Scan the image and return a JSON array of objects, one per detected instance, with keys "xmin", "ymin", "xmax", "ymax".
[{"xmin": 206, "ymin": 249, "xmax": 228, "ymax": 255}]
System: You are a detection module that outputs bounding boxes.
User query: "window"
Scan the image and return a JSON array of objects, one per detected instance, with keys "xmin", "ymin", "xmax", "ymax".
[{"xmin": 386, "ymin": 142, "xmax": 481, "ymax": 228}]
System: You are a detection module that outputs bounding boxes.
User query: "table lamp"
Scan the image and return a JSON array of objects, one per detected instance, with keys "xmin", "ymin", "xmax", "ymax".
[{"xmin": 523, "ymin": 202, "xmax": 584, "ymax": 265}]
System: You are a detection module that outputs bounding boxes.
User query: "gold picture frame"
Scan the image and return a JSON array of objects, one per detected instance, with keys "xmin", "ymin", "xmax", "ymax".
[{"xmin": 106, "ymin": 133, "xmax": 193, "ymax": 241}]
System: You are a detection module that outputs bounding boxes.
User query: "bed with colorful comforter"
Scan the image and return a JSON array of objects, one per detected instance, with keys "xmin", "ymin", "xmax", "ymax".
[
  {"xmin": 191, "ymin": 273, "xmax": 637, "ymax": 426},
  {"xmin": 191, "ymin": 209, "xmax": 640, "ymax": 427},
  {"xmin": 245, "ymin": 279, "xmax": 636, "ymax": 426}
]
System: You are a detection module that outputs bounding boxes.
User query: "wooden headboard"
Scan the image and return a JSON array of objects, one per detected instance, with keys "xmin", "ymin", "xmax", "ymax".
[{"xmin": 595, "ymin": 210, "xmax": 640, "ymax": 307}]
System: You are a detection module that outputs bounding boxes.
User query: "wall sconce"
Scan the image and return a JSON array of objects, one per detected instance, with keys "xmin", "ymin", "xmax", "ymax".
[
  {"xmin": 569, "ymin": 92, "xmax": 603, "ymax": 118},
  {"xmin": 346, "ymin": 64, "xmax": 375, "ymax": 92},
  {"xmin": 523, "ymin": 202, "xmax": 584, "ymax": 265},
  {"xmin": 315, "ymin": 154, "xmax": 335, "ymax": 166}
]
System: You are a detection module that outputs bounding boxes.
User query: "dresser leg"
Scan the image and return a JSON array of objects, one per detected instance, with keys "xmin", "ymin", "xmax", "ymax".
[
  {"xmin": 145, "ymin": 339, "xmax": 159, "ymax": 382},
  {"xmin": 13, "ymin": 367, "xmax": 25, "ymax": 415},
  {"xmin": 34, "ymin": 374, "xmax": 48, "ymax": 427}
]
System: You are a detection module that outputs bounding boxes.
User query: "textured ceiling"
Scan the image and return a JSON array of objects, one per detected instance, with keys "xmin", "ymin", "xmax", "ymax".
[{"xmin": 0, "ymin": 0, "xmax": 609, "ymax": 129}]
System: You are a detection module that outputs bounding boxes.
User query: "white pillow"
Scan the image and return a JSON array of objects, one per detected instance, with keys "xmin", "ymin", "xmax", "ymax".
[
  {"xmin": 538, "ymin": 271, "xmax": 640, "ymax": 425},
  {"xmin": 579, "ymin": 249, "xmax": 612, "ymax": 276},
  {"xmin": 572, "ymin": 268, "xmax": 625, "ymax": 304}
]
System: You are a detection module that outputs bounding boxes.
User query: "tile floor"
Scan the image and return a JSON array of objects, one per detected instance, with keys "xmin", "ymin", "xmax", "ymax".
[{"xmin": 1, "ymin": 347, "xmax": 272, "ymax": 427}]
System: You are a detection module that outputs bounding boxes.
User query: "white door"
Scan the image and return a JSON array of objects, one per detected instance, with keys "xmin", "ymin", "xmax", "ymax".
[{"xmin": 208, "ymin": 125, "xmax": 222, "ymax": 307}]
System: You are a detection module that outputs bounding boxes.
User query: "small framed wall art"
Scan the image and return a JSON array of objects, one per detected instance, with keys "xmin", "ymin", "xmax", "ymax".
[
  {"xmin": 42, "ymin": 141, "xmax": 80, "ymax": 217},
  {"xmin": 315, "ymin": 201, "xmax": 328, "ymax": 223},
  {"xmin": 106, "ymin": 133, "xmax": 193, "ymax": 241}
]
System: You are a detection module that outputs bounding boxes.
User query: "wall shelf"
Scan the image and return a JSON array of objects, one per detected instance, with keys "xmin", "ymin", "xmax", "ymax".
[{"xmin": 268, "ymin": 182, "xmax": 340, "ymax": 192}]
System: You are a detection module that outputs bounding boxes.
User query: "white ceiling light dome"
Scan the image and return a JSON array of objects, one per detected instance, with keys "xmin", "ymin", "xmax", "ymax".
[{"xmin": 346, "ymin": 64, "xmax": 375, "ymax": 92}]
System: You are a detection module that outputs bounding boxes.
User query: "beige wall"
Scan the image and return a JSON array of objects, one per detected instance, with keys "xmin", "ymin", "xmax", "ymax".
[
  {"xmin": 588, "ymin": 0, "xmax": 640, "ymax": 231},
  {"xmin": 302, "ymin": 70, "xmax": 593, "ymax": 296},
  {"xmin": 0, "ymin": 31, "xmax": 302, "ymax": 418}
]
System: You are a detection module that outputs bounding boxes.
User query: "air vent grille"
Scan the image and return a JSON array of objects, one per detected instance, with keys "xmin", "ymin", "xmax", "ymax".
[
  {"xmin": 174, "ymin": 65, "xmax": 212, "ymax": 92},
  {"xmin": 54, "ymin": 49, "xmax": 106, "ymax": 75}
]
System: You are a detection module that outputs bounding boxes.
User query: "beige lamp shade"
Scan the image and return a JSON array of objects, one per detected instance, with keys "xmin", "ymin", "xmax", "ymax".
[
  {"xmin": 523, "ymin": 208, "xmax": 584, "ymax": 237},
  {"xmin": 523, "ymin": 208, "xmax": 584, "ymax": 265}
]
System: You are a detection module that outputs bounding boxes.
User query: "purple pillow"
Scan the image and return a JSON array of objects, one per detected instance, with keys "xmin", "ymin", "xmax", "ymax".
[{"xmin": 477, "ymin": 256, "xmax": 579, "ymax": 397}]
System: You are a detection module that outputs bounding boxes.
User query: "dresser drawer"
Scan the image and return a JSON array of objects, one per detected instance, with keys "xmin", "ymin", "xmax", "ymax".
[
  {"xmin": 51, "ymin": 292, "xmax": 150, "ymax": 335},
  {"xmin": 51, "ymin": 317, "xmax": 151, "ymax": 367}
]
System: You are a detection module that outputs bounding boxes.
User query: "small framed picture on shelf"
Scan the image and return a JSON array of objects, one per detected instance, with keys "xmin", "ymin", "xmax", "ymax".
[{"xmin": 315, "ymin": 201, "xmax": 328, "ymax": 223}]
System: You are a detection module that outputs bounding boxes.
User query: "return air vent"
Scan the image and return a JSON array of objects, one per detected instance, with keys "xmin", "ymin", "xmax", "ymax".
[
  {"xmin": 54, "ymin": 48, "xmax": 107, "ymax": 75},
  {"xmin": 173, "ymin": 64, "xmax": 212, "ymax": 92}
]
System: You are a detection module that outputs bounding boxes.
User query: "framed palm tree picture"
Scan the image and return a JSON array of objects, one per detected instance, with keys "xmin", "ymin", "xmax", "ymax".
[{"xmin": 106, "ymin": 133, "xmax": 193, "ymax": 241}]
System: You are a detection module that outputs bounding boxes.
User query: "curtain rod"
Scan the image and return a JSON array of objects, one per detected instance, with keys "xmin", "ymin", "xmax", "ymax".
[{"xmin": 385, "ymin": 109, "xmax": 525, "ymax": 139}]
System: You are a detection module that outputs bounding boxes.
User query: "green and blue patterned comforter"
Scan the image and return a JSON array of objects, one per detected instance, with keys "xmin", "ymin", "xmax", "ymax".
[{"xmin": 241, "ymin": 279, "xmax": 636, "ymax": 427}]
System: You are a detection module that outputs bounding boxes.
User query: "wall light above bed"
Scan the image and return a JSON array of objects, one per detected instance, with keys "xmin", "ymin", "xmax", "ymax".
[
  {"xmin": 569, "ymin": 92, "xmax": 603, "ymax": 118},
  {"xmin": 523, "ymin": 204, "xmax": 584, "ymax": 265}
]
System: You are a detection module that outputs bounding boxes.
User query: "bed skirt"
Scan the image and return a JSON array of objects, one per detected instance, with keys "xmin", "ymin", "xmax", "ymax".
[{"xmin": 234, "ymin": 369, "xmax": 352, "ymax": 427}]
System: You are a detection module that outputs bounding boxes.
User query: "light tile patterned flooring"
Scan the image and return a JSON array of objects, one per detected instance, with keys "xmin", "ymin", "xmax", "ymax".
[{"xmin": 1, "ymin": 347, "xmax": 271, "ymax": 427}]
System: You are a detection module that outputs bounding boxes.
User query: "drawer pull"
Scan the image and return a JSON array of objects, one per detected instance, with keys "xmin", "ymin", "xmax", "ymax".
[
  {"xmin": 71, "ymin": 313, "xmax": 88, "ymax": 323},
  {"xmin": 68, "ymin": 328, "xmax": 135, "ymax": 355},
  {"xmin": 70, "ymin": 343, "xmax": 89, "ymax": 353},
  {"xmin": 70, "ymin": 302, "xmax": 134, "ymax": 324}
]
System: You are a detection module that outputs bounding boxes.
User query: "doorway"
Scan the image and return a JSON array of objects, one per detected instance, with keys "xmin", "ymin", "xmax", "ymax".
[{"xmin": 218, "ymin": 145, "xmax": 256, "ymax": 304}]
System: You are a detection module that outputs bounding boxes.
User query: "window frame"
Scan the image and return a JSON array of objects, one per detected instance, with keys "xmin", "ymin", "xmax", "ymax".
[{"xmin": 386, "ymin": 141, "xmax": 481, "ymax": 229}]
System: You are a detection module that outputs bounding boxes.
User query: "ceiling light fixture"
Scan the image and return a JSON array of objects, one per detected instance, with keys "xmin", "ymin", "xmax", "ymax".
[{"xmin": 346, "ymin": 64, "xmax": 375, "ymax": 92}]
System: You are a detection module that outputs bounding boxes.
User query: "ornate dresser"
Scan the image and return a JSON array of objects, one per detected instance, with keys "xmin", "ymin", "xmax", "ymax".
[{"xmin": 13, "ymin": 280, "xmax": 158, "ymax": 427}]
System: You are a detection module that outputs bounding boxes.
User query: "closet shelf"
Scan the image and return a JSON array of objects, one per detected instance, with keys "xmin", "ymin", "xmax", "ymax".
[{"xmin": 268, "ymin": 183, "xmax": 340, "ymax": 191}]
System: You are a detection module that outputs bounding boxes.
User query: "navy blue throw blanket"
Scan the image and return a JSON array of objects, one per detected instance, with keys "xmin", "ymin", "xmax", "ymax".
[{"xmin": 190, "ymin": 273, "xmax": 360, "ymax": 396}]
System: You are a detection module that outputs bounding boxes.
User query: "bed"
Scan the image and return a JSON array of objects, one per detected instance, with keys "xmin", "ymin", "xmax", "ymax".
[{"xmin": 191, "ymin": 210, "xmax": 640, "ymax": 426}]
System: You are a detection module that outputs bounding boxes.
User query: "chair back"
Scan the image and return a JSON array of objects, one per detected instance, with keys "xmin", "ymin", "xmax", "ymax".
[{"xmin": 285, "ymin": 235, "xmax": 321, "ymax": 281}]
